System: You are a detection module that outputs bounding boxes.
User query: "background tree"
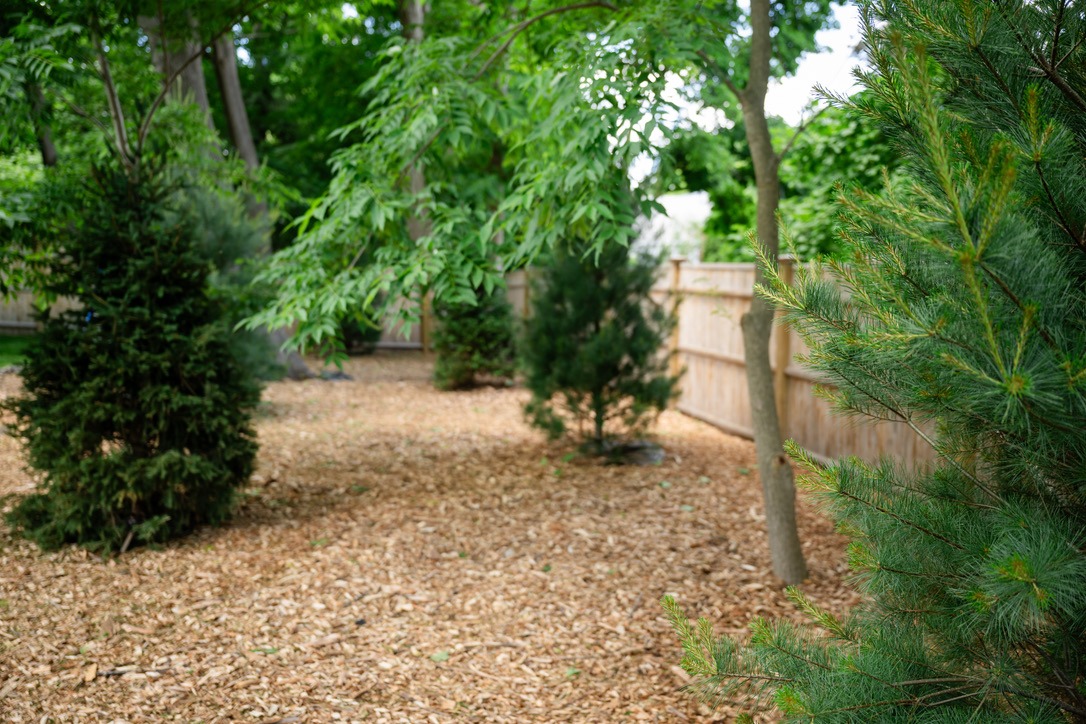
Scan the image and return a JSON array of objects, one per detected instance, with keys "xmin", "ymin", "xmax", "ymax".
[
  {"xmin": 665, "ymin": 0, "xmax": 1086, "ymax": 718},
  {"xmin": 6, "ymin": 163, "xmax": 260, "ymax": 553},
  {"xmin": 0, "ymin": 1, "xmax": 268, "ymax": 551},
  {"xmin": 657, "ymin": 100, "xmax": 900, "ymax": 262},
  {"xmin": 246, "ymin": 0, "xmax": 834, "ymax": 582}
]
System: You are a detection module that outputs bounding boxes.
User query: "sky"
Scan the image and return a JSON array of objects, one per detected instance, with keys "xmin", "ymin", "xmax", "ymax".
[{"xmin": 765, "ymin": 2, "xmax": 865, "ymax": 125}]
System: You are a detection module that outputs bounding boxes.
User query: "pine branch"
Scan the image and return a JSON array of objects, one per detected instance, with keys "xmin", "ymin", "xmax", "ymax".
[
  {"xmin": 994, "ymin": 2, "xmax": 1086, "ymax": 114},
  {"xmin": 1031, "ymin": 159, "xmax": 1086, "ymax": 257},
  {"xmin": 1049, "ymin": 0, "xmax": 1067, "ymax": 70}
]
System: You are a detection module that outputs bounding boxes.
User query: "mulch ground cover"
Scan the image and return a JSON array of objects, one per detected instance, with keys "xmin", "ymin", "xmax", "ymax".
[{"xmin": 0, "ymin": 351, "xmax": 858, "ymax": 723}]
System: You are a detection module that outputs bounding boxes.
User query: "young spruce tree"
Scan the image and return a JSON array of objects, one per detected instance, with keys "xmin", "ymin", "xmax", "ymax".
[
  {"xmin": 6, "ymin": 163, "xmax": 260, "ymax": 553},
  {"xmin": 522, "ymin": 240, "xmax": 679, "ymax": 451},
  {"xmin": 664, "ymin": 1, "xmax": 1086, "ymax": 720}
]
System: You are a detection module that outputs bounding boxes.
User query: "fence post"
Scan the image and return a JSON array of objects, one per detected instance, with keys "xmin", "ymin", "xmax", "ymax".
[
  {"xmin": 773, "ymin": 255, "xmax": 795, "ymax": 432},
  {"xmin": 668, "ymin": 257, "xmax": 684, "ymax": 380}
]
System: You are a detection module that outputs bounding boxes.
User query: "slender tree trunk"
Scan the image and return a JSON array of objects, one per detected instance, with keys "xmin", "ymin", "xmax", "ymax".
[
  {"xmin": 208, "ymin": 29, "xmax": 313, "ymax": 379},
  {"xmin": 91, "ymin": 26, "xmax": 134, "ymax": 170},
  {"xmin": 211, "ymin": 33, "xmax": 259, "ymax": 171},
  {"xmin": 400, "ymin": 0, "xmax": 430, "ymax": 241},
  {"xmin": 736, "ymin": 0, "xmax": 807, "ymax": 585},
  {"xmin": 211, "ymin": 29, "xmax": 269, "ymax": 222},
  {"xmin": 139, "ymin": 14, "xmax": 214, "ymax": 128},
  {"xmin": 25, "ymin": 84, "xmax": 58, "ymax": 167}
]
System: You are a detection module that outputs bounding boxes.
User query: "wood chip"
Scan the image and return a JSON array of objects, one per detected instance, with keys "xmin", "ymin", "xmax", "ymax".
[{"xmin": 0, "ymin": 352, "xmax": 858, "ymax": 721}]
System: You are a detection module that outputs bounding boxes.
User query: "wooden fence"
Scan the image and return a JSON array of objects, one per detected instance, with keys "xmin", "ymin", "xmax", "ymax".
[
  {"xmin": 0, "ymin": 262, "xmax": 934, "ymax": 466},
  {"xmin": 648, "ymin": 259, "xmax": 934, "ymax": 467},
  {"xmin": 504, "ymin": 261, "xmax": 932, "ymax": 468}
]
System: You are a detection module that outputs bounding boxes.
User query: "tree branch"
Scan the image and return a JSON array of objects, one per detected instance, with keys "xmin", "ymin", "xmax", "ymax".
[
  {"xmin": 695, "ymin": 49, "xmax": 742, "ymax": 99},
  {"xmin": 472, "ymin": 1, "xmax": 618, "ymax": 81},
  {"xmin": 90, "ymin": 26, "xmax": 134, "ymax": 170},
  {"xmin": 994, "ymin": 2, "xmax": 1086, "ymax": 114},
  {"xmin": 1050, "ymin": 0, "xmax": 1066, "ymax": 70},
  {"xmin": 396, "ymin": 124, "xmax": 445, "ymax": 184},
  {"xmin": 45, "ymin": 87, "xmax": 113, "ymax": 142},
  {"xmin": 778, "ymin": 103, "xmax": 829, "ymax": 160}
]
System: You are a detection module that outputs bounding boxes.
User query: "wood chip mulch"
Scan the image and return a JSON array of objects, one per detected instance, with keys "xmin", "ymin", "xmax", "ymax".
[{"xmin": 0, "ymin": 351, "xmax": 858, "ymax": 723}]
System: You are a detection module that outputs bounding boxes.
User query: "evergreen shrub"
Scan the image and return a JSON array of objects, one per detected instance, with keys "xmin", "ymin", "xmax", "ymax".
[
  {"xmin": 664, "ymin": 1, "xmax": 1086, "ymax": 720},
  {"xmin": 6, "ymin": 164, "xmax": 260, "ymax": 552},
  {"xmin": 522, "ymin": 241, "xmax": 679, "ymax": 449},
  {"xmin": 432, "ymin": 286, "xmax": 517, "ymax": 390}
]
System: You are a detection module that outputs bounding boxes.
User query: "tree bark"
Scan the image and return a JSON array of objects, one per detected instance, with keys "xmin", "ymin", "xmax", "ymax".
[
  {"xmin": 736, "ymin": 0, "xmax": 808, "ymax": 585},
  {"xmin": 25, "ymin": 83, "xmax": 58, "ymax": 167},
  {"xmin": 211, "ymin": 32, "xmax": 259, "ymax": 171},
  {"xmin": 209, "ymin": 29, "xmax": 313, "ymax": 378},
  {"xmin": 139, "ymin": 14, "xmax": 214, "ymax": 128},
  {"xmin": 400, "ymin": 0, "xmax": 430, "ymax": 242}
]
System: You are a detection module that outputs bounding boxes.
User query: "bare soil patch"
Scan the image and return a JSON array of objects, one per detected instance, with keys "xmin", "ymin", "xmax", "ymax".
[{"xmin": 0, "ymin": 351, "xmax": 857, "ymax": 723}]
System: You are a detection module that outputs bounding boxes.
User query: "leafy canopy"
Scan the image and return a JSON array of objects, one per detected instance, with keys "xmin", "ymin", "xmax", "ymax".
[{"xmin": 245, "ymin": 0, "xmax": 833, "ymax": 354}]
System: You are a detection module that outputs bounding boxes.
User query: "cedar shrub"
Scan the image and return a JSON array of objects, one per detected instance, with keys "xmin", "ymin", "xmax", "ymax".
[{"xmin": 5, "ymin": 162, "xmax": 259, "ymax": 553}]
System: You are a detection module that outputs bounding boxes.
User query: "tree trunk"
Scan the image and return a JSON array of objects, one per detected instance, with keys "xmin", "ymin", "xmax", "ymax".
[
  {"xmin": 139, "ymin": 14, "xmax": 214, "ymax": 128},
  {"xmin": 25, "ymin": 83, "xmax": 58, "ymax": 167},
  {"xmin": 269, "ymin": 326, "xmax": 317, "ymax": 380},
  {"xmin": 209, "ymin": 30, "xmax": 314, "ymax": 379},
  {"xmin": 211, "ymin": 32, "xmax": 259, "ymax": 171},
  {"xmin": 736, "ymin": 0, "xmax": 808, "ymax": 585},
  {"xmin": 400, "ymin": 0, "xmax": 430, "ymax": 242},
  {"xmin": 211, "ymin": 29, "xmax": 269, "ymax": 222}
]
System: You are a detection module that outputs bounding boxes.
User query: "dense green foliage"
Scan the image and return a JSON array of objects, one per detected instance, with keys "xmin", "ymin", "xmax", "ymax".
[
  {"xmin": 522, "ymin": 241, "xmax": 679, "ymax": 448},
  {"xmin": 223, "ymin": 2, "xmax": 400, "ymax": 249},
  {"xmin": 6, "ymin": 166, "xmax": 259, "ymax": 552},
  {"xmin": 245, "ymin": 0, "xmax": 833, "ymax": 352},
  {"xmin": 665, "ymin": 0, "xmax": 1086, "ymax": 719},
  {"xmin": 659, "ymin": 101, "xmax": 899, "ymax": 262},
  {"xmin": 432, "ymin": 286, "xmax": 516, "ymax": 390}
]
